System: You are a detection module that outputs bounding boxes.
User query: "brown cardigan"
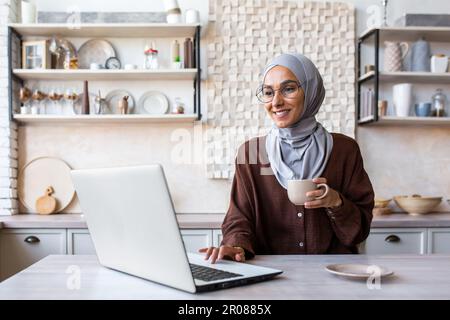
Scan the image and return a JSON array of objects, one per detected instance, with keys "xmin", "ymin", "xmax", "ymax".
[{"xmin": 221, "ymin": 133, "xmax": 374, "ymax": 258}]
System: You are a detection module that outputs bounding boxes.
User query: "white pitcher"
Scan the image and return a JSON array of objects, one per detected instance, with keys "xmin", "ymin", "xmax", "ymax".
[{"xmin": 384, "ymin": 41, "xmax": 409, "ymax": 72}]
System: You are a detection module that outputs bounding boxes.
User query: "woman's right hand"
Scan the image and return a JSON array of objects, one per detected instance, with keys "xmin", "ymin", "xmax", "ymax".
[{"xmin": 198, "ymin": 245, "xmax": 245, "ymax": 264}]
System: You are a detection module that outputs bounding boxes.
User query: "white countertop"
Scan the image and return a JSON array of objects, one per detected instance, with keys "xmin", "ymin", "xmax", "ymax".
[
  {"xmin": 0, "ymin": 213, "xmax": 225, "ymax": 229},
  {"xmin": 1, "ymin": 254, "xmax": 450, "ymax": 299},
  {"xmin": 1, "ymin": 212, "xmax": 450, "ymax": 229}
]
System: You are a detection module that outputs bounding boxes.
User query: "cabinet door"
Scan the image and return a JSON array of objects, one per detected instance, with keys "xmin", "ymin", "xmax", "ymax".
[
  {"xmin": 428, "ymin": 228, "xmax": 450, "ymax": 254},
  {"xmin": 67, "ymin": 229, "xmax": 96, "ymax": 255},
  {"xmin": 180, "ymin": 230, "xmax": 212, "ymax": 253},
  {"xmin": 0, "ymin": 229, "xmax": 67, "ymax": 281},
  {"xmin": 360, "ymin": 228, "xmax": 427, "ymax": 254},
  {"xmin": 212, "ymin": 229, "xmax": 223, "ymax": 247}
]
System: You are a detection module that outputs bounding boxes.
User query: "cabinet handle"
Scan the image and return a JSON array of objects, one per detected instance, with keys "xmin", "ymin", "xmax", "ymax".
[
  {"xmin": 385, "ymin": 235, "xmax": 400, "ymax": 243},
  {"xmin": 24, "ymin": 236, "xmax": 40, "ymax": 244}
]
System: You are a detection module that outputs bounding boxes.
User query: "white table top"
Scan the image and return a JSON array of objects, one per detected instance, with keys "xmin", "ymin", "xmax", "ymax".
[{"xmin": 1, "ymin": 254, "xmax": 450, "ymax": 300}]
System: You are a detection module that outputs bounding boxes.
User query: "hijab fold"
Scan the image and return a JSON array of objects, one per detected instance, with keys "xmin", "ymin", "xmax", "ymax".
[{"xmin": 264, "ymin": 53, "xmax": 333, "ymax": 189}]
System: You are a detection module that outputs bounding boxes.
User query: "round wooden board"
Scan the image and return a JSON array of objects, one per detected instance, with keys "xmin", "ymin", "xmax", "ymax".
[{"xmin": 18, "ymin": 157, "xmax": 75, "ymax": 213}]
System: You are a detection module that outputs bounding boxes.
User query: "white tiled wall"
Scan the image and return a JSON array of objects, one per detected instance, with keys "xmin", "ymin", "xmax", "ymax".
[{"xmin": 205, "ymin": 0, "xmax": 356, "ymax": 179}]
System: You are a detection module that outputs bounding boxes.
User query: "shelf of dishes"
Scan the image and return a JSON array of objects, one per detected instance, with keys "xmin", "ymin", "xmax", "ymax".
[
  {"xmin": 8, "ymin": 23, "xmax": 200, "ymax": 38},
  {"xmin": 13, "ymin": 114, "xmax": 198, "ymax": 124},
  {"xmin": 17, "ymin": 84, "xmax": 190, "ymax": 118},
  {"xmin": 13, "ymin": 69, "xmax": 198, "ymax": 81}
]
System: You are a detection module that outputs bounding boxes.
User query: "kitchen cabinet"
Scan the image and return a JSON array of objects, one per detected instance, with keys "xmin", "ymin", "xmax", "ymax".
[
  {"xmin": 360, "ymin": 228, "xmax": 427, "ymax": 254},
  {"xmin": 0, "ymin": 229, "xmax": 67, "ymax": 281},
  {"xmin": 2, "ymin": 226, "xmax": 450, "ymax": 282},
  {"xmin": 428, "ymin": 228, "xmax": 450, "ymax": 254},
  {"xmin": 180, "ymin": 230, "xmax": 213, "ymax": 253},
  {"xmin": 67, "ymin": 229, "xmax": 96, "ymax": 255},
  {"xmin": 213, "ymin": 229, "xmax": 223, "ymax": 247}
]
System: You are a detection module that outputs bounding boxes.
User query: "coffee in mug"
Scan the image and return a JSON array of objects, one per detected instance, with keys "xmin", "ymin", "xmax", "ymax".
[{"xmin": 287, "ymin": 179, "xmax": 329, "ymax": 206}]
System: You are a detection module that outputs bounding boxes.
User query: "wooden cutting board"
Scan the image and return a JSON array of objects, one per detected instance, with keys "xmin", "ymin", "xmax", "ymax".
[
  {"xmin": 35, "ymin": 186, "xmax": 57, "ymax": 215},
  {"xmin": 18, "ymin": 157, "xmax": 75, "ymax": 214}
]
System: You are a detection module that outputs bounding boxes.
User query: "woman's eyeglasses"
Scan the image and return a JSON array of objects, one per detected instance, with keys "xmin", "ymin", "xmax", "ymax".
[{"xmin": 256, "ymin": 81, "xmax": 301, "ymax": 103}]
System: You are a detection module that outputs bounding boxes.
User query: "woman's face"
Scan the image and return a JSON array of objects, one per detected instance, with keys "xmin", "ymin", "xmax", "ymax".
[{"xmin": 263, "ymin": 66, "xmax": 305, "ymax": 128}]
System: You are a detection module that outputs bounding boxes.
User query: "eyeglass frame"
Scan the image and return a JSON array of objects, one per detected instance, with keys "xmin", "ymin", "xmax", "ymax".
[{"xmin": 255, "ymin": 80, "xmax": 302, "ymax": 103}]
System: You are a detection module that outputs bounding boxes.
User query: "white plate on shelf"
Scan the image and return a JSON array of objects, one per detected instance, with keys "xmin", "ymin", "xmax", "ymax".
[
  {"xmin": 104, "ymin": 90, "xmax": 135, "ymax": 114},
  {"xmin": 137, "ymin": 91, "xmax": 169, "ymax": 115},
  {"xmin": 325, "ymin": 264, "xmax": 394, "ymax": 280},
  {"xmin": 77, "ymin": 39, "xmax": 116, "ymax": 69}
]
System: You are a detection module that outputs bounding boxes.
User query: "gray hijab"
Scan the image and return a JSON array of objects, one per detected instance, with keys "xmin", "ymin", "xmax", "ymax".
[{"xmin": 264, "ymin": 53, "xmax": 333, "ymax": 189}]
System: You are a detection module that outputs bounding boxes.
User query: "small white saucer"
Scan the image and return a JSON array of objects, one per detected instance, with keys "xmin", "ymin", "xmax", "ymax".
[{"xmin": 325, "ymin": 263, "xmax": 394, "ymax": 279}]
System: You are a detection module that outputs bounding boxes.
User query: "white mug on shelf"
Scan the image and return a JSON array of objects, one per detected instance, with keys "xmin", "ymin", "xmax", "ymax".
[
  {"xmin": 431, "ymin": 54, "xmax": 448, "ymax": 73},
  {"xmin": 167, "ymin": 13, "xmax": 182, "ymax": 23},
  {"xmin": 393, "ymin": 83, "xmax": 413, "ymax": 117},
  {"xmin": 185, "ymin": 9, "xmax": 200, "ymax": 24},
  {"xmin": 90, "ymin": 63, "xmax": 101, "ymax": 70},
  {"xmin": 21, "ymin": 0, "xmax": 36, "ymax": 24},
  {"xmin": 20, "ymin": 106, "xmax": 30, "ymax": 114},
  {"xmin": 30, "ymin": 106, "xmax": 39, "ymax": 115},
  {"xmin": 124, "ymin": 64, "xmax": 137, "ymax": 70}
]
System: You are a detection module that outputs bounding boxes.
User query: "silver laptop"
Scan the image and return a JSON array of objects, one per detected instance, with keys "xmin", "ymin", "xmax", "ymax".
[{"xmin": 70, "ymin": 164, "xmax": 282, "ymax": 293}]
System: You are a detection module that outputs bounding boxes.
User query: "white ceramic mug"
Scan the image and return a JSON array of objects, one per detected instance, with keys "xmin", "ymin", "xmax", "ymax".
[
  {"xmin": 393, "ymin": 83, "xmax": 413, "ymax": 117},
  {"xmin": 167, "ymin": 13, "xmax": 182, "ymax": 24},
  {"xmin": 20, "ymin": 106, "xmax": 30, "ymax": 114},
  {"xmin": 21, "ymin": 0, "xmax": 36, "ymax": 24},
  {"xmin": 185, "ymin": 9, "xmax": 200, "ymax": 24},
  {"xmin": 90, "ymin": 63, "xmax": 101, "ymax": 70},
  {"xmin": 287, "ymin": 179, "xmax": 329, "ymax": 206},
  {"xmin": 124, "ymin": 64, "xmax": 137, "ymax": 70},
  {"xmin": 431, "ymin": 55, "xmax": 448, "ymax": 73},
  {"xmin": 30, "ymin": 106, "xmax": 39, "ymax": 115}
]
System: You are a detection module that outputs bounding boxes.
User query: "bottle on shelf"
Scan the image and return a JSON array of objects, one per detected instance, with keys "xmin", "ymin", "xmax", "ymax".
[
  {"xmin": 431, "ymin": 88, "xmax": 447, "ymax": 117},
  {"xmin": 183, "ymin": 38, "xmax": 194, "ymax": 69},
  {"xmin": 144, "ymin": 41, "xmax": 159, "ymax": 69},
  {"xmin": 171, "ymin": 40, "xmax": 181, "ymax": 69},
  {"xmin": 82, "ymin": 81, "xmax": 90, "ymax": 115}
]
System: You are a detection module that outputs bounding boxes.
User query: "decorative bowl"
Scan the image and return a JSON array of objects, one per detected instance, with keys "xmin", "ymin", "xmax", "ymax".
[
  {"xmin": 374, "ymin": 198, "xmax": 392, "ymax": 208},
  {"xmin": 394, "ymin": 195, "xmax": 442, "ymax": 215}
]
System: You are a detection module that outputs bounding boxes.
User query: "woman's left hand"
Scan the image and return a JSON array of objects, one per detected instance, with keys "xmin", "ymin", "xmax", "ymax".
[{"xmin": 304, "ymin": 177, "xmax": 343, "ymax": 209}]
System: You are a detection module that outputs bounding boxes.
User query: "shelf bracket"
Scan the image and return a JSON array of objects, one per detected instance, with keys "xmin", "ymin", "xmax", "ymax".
[{"xmin": 194, "ymin": 25, "xmax": 202, "ymax": 121}]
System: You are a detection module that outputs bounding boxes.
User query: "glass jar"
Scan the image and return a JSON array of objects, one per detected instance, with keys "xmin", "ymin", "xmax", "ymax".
[
  {"xmin": 145, "ymin": 49, "xmax": 159, "ymax": 69},
  {"xmin": 63, "ymin": 50, "xmax": 78, "ymax": 69},
  {"xmin": 431, "ymin": 88, "xmax": 447, "ymax": 117}
]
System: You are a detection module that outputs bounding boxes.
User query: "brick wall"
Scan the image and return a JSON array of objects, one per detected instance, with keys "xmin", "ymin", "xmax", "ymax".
[{"xmin": 0, "ymin": 0, "xmax": 19, "ymax": 215}]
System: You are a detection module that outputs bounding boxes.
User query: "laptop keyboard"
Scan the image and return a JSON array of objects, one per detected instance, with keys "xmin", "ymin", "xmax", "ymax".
[{"xmin": 189, "ymin": 263, "xmax": 243, "ymax": 282}]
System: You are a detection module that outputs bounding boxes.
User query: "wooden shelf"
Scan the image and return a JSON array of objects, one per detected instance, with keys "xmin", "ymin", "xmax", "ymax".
[
  {"xmin": 358, "ymin": 72, "xmax": 450, "ymax": 84},
  {"xmin": 8, "ymin": 23, "xmax": 200, "ymax": 38},
  {"xmin": 380, "ymin": 72, "xmax": 450, "ymax": 84},
  {"xmin": 360, "ymin": 26, "xmax": 450, "ymax": 42},
  {"xmin": 13, "ymin": 69, "xmax": 198, "ymax": 81},
  {"xmin": 13, "ymin": 114, "xmax": 199, "ymax": 125},
  {"xmin": 368, "ymin": 116, "xmax": 450, "ymax": 126},
  {"xmin": 358, "ymin": 71, "xmax": 375, "ymax": 83}
]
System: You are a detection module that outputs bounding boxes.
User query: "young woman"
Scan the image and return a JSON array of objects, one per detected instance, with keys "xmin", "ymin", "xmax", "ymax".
[{"xmin": 200, "ymin": 53, "xmax": 374, "ymax": 263}]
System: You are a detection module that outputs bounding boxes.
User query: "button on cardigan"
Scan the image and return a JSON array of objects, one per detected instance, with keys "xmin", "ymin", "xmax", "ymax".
[{"xmin": 221, "ymin": 133, "xmax": 374, "ymax": 258}]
